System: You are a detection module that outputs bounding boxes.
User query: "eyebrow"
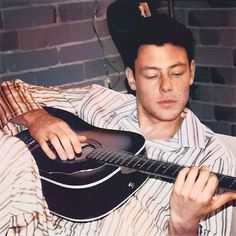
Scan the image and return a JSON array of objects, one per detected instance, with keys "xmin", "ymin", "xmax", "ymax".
[{"xmin": 140, "ymin": 63, "xmax": 187, "ymax": 71}]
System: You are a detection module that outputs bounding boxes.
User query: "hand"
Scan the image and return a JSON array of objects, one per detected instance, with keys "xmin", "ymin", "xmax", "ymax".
[
  {"xmin": 169, "ymin": 166, "xmax": 236, "ymax": 236},
  {"xmin": 22, "ymin": 109, "xmax": 87, "ymax": 160}
]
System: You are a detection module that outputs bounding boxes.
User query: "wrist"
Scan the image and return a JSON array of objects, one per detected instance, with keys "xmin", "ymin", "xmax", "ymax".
[
  {"xmin": 168, "ymin": 218, "xmax": 199, "ymax": 236},
  {"xmin": 21, "ymin": 109, "xmax": 46, "ymax": 127}
]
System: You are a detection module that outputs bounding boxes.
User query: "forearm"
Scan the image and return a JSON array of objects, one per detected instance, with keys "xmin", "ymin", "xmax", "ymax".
[
  {"xmin": 0, "ymin": 80, "xmax": 43, "ymax": 128},
  {"xmin": 0, "ymin": 79, "xmax": 94, "ymax": 136}
]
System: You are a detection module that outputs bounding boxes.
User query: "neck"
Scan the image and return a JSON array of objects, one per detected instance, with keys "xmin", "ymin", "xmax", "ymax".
[{"xmin": 138, "ymin": 113, "xmax": 183, "ymax": 141}]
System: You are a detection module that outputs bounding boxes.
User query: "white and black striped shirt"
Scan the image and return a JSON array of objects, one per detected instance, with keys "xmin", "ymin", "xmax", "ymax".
[{"xmin": 0, "ymin": 80, "xmax": 235, "ymax": 235}]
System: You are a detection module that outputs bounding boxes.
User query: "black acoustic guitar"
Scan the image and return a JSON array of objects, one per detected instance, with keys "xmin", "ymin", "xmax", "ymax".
[{"xmin": 16, "ymin": 107, "xmax": 236, "ymax": 222}]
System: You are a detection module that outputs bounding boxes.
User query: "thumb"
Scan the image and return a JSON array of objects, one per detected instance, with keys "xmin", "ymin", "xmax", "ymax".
[
  {"xmin": 78, "ymin": 135, "xmax": 87, "ymax": 143},
  {"xmin": 210, "ymin": 192, "xmax": 236, "ymax": 212}
]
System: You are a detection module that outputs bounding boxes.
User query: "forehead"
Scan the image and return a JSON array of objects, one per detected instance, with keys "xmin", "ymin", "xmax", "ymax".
[{"xmin": 136, "ymin": 43, "xmax": 189, "ymax": 68}]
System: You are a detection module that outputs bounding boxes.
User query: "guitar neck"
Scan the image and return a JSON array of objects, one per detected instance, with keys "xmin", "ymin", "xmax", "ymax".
[{"xmin": 87, "ymin": 146, "xmax": 236, "ymax": 191}]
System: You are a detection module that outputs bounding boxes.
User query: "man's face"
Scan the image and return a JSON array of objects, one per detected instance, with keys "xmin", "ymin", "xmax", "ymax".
[{"xmin": 126, "ymin": 43, "xmax": 195, "ymax": 122}]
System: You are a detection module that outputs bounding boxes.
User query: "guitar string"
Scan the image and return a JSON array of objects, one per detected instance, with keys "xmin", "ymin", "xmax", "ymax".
[{"xmin": 85, "ymin": 145, "xmax": 236, "ymax": 190}]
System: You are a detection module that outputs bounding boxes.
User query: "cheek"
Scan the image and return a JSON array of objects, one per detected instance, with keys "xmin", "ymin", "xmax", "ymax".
[
  {"xmin": 136, "ymin": 80, "xmax": 154, "ymax": 95},
  {"xmin": 136, "ymin": 88, "xmax": 154, "ymax": 106},
  {"xmin": 177, "ymin": 85, "xmax": 190, "ymax": 102},
  {"xmin": 138, "ymin": 84, "xmax": 156, "ymax": 99}
]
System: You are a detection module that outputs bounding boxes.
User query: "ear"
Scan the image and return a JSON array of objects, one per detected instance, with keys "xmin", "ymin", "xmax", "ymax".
[
  {"xmin": 125, "ymin": 67, "xmax": 136, "ymax": 91},
  {"xmin": 189, "ymin": 60, "xmax": 196, "ymax": 85}
]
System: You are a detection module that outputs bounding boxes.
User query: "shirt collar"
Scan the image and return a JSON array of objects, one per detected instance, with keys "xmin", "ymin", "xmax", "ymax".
[
  {"xmin": 129, "ymin": 107, "xmax": 206, "ymax": 149},
  {"xmin": 176, "ymin": 108, "xmax": 206, "ymax": 149}
]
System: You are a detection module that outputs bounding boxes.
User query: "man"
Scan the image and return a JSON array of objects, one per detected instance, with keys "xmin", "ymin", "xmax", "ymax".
[{"xmin": 0, "ymin": 13, "xmax": 236, "ymax": 236}]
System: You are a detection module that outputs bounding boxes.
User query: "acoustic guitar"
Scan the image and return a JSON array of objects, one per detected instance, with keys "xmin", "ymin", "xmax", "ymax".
[{"xmin": 16, "ymin": 107, "xmax": 236, "ymax": 222}]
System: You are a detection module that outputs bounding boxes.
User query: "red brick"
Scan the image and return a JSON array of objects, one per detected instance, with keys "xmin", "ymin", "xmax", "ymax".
[
  {"xmin": 59, "ymin": 2, "xmax": 96, "ymax": 22},
  {"xmin": 199, "ymin": 29, "xmax": 219, "ymax": 45},
  {"xmin": 204, "ymin": 121, "xmax": 232, "ymax": 135},
  {"xmin": 220, "ymin": 29, "xmax": 236, "ymax": 46},
  {"xmin": 191, "ymin": 84, "xmax": 236, "ymax": 105},
  {"xmin": 195, "ymin": 46, "xmax": 234, "ymax": 67},
  {"xmin": 4, "ymin": 49, "xmax": 58, "ymax": 72},
  {"xmin": 0, "ymin": 31, "xmax": 19, "ymax": 51},
  {"xmin": 189, "ymin": 101, "xmax": 215, "ymax": 120},
  {"xmin": 95, "ymin": 19, "xmax": 110, "ymax": 37},
  {"xmin": 100, "ymin": 38, "xmax": 119, "ymax": 56},
  {"xmin": 2, "ymin": 6, "xmax": 56, "ymax": 30},
  {"xmin": 95, "ymin": 0, "xmax": 112, "ymax": 18},
  {"xmin": 47, "ymin": 21, "xmax": 95, "ymax": 46},
  {"xmin": 188, "ymin": 9, "xmax": 236, "ymax": 27},
  {"xmin": 19, "ymin": 29, "xmax": 47, "ymax": 50},
  {"xmin": 215, "ymin": 106, "xmax": 236, "ymax": 122},
  {"xmin": 59, "ymin": 42, "xmax": 103, "ymax": 63}
]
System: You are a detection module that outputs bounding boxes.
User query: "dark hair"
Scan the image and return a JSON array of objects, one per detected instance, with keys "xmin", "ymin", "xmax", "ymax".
[
  {"xmin": 107, "ymin": 3, "xmax": 195, "ymax": 70},
  {"xmin": 125, "ymin": 14, "xmax": 195, "ymax": 70}
]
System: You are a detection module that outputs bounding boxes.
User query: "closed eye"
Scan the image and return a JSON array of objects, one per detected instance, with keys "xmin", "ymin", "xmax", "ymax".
[
  {"xmin": 145, "ymin": 75, "xmax": 160, "ymax": 79},
  {"xmin": 171, "ymin": 72, "xmax": 184, "ymax": 78}
]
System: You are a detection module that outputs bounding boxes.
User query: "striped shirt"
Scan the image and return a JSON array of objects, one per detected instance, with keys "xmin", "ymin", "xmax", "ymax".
[
  {"xmin": 0, "ymin": 131, "xmax": 54, "ymax": 235},
  {"xmin": 0, "ymin": 79, "xmax": 235, "ymax": 236}
]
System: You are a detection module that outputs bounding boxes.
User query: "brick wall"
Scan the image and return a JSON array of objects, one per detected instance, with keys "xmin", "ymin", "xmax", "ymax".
[
  {"xmin": 174, "ymin": 0, "xmax": 236, "ymax": 136},
  {"xmin": 0, "ymin": 0, "xmax": 123, "ymax": 88},
  {"xmin": 0, "ymin": 0, "xmax": 236, "ymax": 136}
]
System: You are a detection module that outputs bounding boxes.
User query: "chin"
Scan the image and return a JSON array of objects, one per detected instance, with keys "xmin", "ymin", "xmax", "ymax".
[{"xmin": 155, "ymin": 112, "xmax": 182, "ymax": 122}]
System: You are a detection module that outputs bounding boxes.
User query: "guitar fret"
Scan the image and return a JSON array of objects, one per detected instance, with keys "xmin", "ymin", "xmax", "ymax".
[
  {"xmin": 217, "ymin": 174, "xmax": 236, "ymax": 191},
  {"xmin": 132, "ymin": 157, "xmax": 149, "ymax": 169},
  {"xmin": 119, "ymin": 153, "xmax": 135, "ymax": 166},
  {"xmin": 146, "ymin": 159, "xmax": 158, "ymax": 171},
  {"xmin": 122, "ymin": 158, "xmax": 134, "ymax": 167},
  {"xmin": 170, "ymin": 165, "xmax": 183, "ymax": 177},
  {"xmin": 112, "ymin": 152, "xmax": 131, "ymax": 165},
  {"xmin": 138, "ymin": 160, "xmax": 152, "ymax": 171},
  {"xmin": 228, "ymin": 177, "xmax": 236, "ymax": 189},
  {"xmin": 87, "ymin": 146, "xmax": 236, "ymax": 191},
  {"xmin": 154, "ymin": 162, "xmax": 168, "ymax": 173},
  {"xmin": 112, "ymin": 151, "xmax": 130, "ymax": 164}
]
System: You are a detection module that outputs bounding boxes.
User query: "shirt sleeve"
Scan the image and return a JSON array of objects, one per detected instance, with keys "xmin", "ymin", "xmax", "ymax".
[
  {"xmin": 0, "ymin": 131, "xmax": 54, "ymax": 235},
  {"xmin": 199, "ymin": 136, "xmax": 236, "ymax": 236},
  {"xmin": 0, "ymin": 79, "xmax": 90, "ymax": 135}
]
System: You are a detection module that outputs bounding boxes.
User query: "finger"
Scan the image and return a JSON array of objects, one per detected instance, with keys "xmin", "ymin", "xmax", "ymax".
[
  {"xmin": 59, "ymin": 123, "xmax": 83, "ymax": 155},
  {"xmin": 49, "ymin": 135, "xmax": 67, "ymax": 160},
  {"xmin": 75, "ymin": 135, "xmax": 87, "ymax": 151},
  {"xmin": 202, "ymin": 173, "xmax": 218, "ymax": 197},
  {"xmin": 38, "ymin": 138, "xmax": 57, "ymax": 160},
  {"xmin": 58, "ymin": 133, "xmax": 76, "ymax": 160},
  {"xmin": 65, "ymin": 130, "xmax": 83, "ymax": 154},
  {"xmin": 173, "ymin": 167, "xmax": 190, "ymax": 193},
  {"xmin": 189, "ymin": 166, "xmax": 211, "ymax": 198},
  {"xmin": 180, "ymin": 166, "xmax": 199, "ymax": 196}
]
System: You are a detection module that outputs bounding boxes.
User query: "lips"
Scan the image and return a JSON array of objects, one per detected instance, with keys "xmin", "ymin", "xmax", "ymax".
[
  {"xmin": 157, "ymin": 99, "xmax": 176, "ymax": 104},
  {"xmin": 157, "ymin": 99, "xmax": 177, "ymax": 108}
]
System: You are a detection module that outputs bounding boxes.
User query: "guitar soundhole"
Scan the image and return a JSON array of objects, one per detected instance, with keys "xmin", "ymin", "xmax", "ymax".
[
  {"xmin": 58, "ymin": 139, "xmax": 100, "ymax": 164},
  {"xmin": 77, "ymin": 142, "xmax": 97, "ymax": 160}
]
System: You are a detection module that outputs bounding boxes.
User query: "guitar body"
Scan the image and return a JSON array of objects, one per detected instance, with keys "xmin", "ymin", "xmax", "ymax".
[{"xmin": 16, "ymin": 107, "xmax": 148, "ymax": 222}]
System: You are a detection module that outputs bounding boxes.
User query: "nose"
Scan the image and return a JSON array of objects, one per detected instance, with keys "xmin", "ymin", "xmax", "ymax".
[{"xmin": 160, "ymin": 76, "xmax": 173, "ymax": 93}]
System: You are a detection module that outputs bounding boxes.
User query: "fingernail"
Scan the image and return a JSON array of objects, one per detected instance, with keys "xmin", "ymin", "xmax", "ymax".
[
  {"xmin": 68, "ymin": 153, "xmax": 75, "ymax": 159},
  {"xmin": 60, "ymin": 154, "xmax": 67, "ymax": 160}
]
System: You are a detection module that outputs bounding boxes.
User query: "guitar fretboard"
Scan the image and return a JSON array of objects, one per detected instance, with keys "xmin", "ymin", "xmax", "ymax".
[{"xmin": 87, "ymin": 146, "xmax": 236, "ymax": 191}]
